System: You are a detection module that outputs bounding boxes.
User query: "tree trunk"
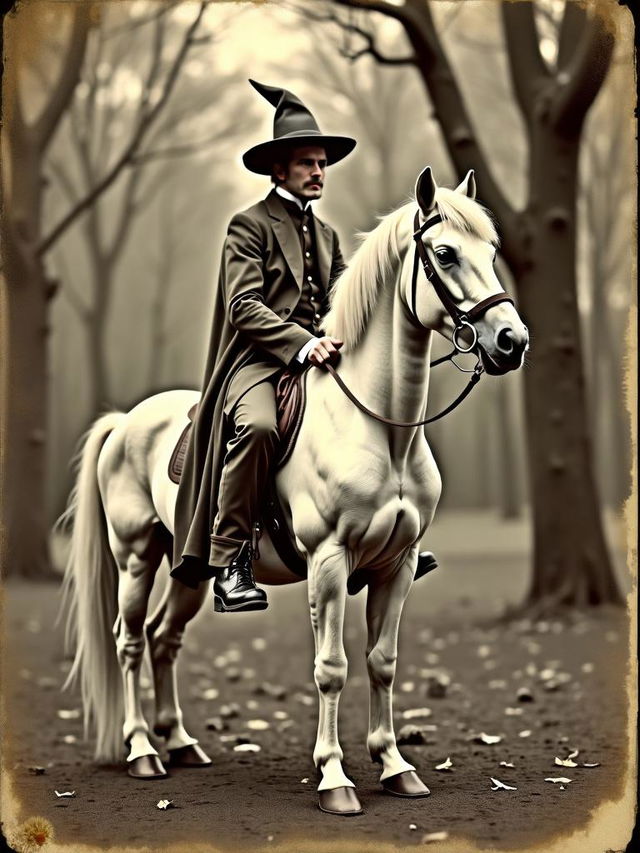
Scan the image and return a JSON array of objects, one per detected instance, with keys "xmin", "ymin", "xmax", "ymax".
[
  {"xmin": 1, "ymin": 148, "xmax": 52, "ymax": 578},
  {"xmin": 515, "ymin": 128, "xmax": 621, "ymax": 608}
]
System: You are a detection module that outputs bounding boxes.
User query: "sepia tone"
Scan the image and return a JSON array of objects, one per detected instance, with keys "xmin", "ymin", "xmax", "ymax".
[{"xmin": 0, "ymin": 1, "xmax": 636, "ymax": 852}]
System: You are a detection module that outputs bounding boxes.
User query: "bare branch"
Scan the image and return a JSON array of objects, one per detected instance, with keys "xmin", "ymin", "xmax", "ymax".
[
  {"xmin": 552, "ymin": 7, "xmax": 615, "ymax": 137},
  {"xmin": 35, "ymin": 4, "xmax": 93, "ymax": 153},
  {"xmin": 332, "ymin": 0, "xmax": 412, "ymax": 25},
  {"xmin": 129, "ymin": 130, "xmax": 231, "ymax": 165},
  {"xmin": 501, "ymin": 0, "xmax": 550, "ymax": 122},
  {"xmin": 557, "ymin": 1, "xmax": 588, "ymax": 70},
  {"xmin": 337, "ymin": 20, "xmax": 415, "ymax": 64},
  {"xmin": 38, "ymin": 0, "xmax": 210, "ymax": 257}
]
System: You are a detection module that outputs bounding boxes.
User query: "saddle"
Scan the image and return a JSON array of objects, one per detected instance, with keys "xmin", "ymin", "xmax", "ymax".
[{"xmin": 168, "ymin": 367, "xmax": 310, "ymax": 580}]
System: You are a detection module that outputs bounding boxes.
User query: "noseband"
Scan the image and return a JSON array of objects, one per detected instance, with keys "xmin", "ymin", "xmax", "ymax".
[{"xmin": 323, "ymin": 209, "xmax": 516, "ymax": 429}]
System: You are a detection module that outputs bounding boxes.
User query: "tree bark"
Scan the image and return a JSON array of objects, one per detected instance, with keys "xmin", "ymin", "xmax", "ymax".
[
  {"xmin": 1, "ymin": 4, "xmax": 91, "ymax": 577},
  {"xmin": 516, "ymin": 126, "xmax": 621, "ymax": 607}
]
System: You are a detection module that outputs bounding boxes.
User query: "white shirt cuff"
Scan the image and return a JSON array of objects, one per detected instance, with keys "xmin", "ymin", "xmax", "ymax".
[{"xmin": 296, "ymin": 337, "xmax": 320, "ymax": 363}]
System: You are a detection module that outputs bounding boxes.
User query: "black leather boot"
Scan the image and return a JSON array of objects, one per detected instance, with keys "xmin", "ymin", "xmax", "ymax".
[
  {"xmin": 415, "ymin": 551, "xmax": 438, "ymax": 581},
  {"xmin": 212, "ymin": 543, "xmax": 268, "ymax": 613}
]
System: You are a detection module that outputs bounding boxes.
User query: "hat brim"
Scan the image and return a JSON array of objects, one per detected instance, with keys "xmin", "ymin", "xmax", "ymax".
[{"xmin": 242, "ymin": 132, "xmax": 356, "ymax": 175}]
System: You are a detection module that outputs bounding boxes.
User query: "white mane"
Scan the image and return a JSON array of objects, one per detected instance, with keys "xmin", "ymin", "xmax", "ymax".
[{"xmin": 322, "ymin": 187, "xmax": 498, "ymax": 351}]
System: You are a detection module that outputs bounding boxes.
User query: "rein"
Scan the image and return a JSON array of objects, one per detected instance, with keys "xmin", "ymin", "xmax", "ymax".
[{"xmin": 323, "ymin": 208, "xmax": 515, "ymax": 429}]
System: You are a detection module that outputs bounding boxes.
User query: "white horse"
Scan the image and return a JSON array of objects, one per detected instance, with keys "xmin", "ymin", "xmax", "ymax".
[{"xmin": 61, "ymin": 167, "xmax": 528, "ymax": 815}]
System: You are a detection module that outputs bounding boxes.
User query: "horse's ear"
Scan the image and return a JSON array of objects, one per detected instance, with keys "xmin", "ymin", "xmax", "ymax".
[
  {"xmin": 415, "ymin": 167, "xmax": 437, "ymax": 214},
  {"xmin": 455, "ymin": 170, "xmax": 476, "ymax": 199}
]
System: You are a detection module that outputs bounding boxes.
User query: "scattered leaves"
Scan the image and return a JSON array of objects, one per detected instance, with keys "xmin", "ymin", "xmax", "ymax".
[
  {"xmin": 475, "ymin": 732, "xmax": 502, "ymax": 745},
  {"xmin": 435, "ymin": 757, "xmax": 453, "ymax": 771},
  {"xmin": 54, "ymin": 791, "xmax": 75, "ymax": 798},
  {"xmin": 583, "ymin": 763, "xmax": 600, "ymax": 768},
  {"xmin": 545, "ymin": 777, "xmax": 572, "ymax": 784},
  {"xmin": 402, "ymin": 708, "xmax": 432, "ymax": 720},
  {"xmin": 61, "ymin": 735, "xmax": 77, "ymax": 745},
  {"xmin": 156, "ymin": 799, "xmax": 174, "ymax": 810},
  {"xmin": 505, "ymin": 707, "xmax": 523, "ymax": 716},
  {"xmin": 516, "ymin": 687, "xmax": 534, "ymax": 702},
  {"xmin": 518, "ymin": 730, "xmax": 532, "ymax": 738},
  {"xmin": 233, "ymin": 743, "xmax": 261, "ymax": 753},
  {"xmin": 201, "ymin": 688, "xmax": 219, "ymax": 700},
  {"xmin": 409, "ymin": 823, "xmax": 417, "ymax": 830},
  {"xmin": 421, "ymin": 831, "xmax": 449, "ymax": 843},
  {"xmin": 490, "ymin": 778, "xmax": 517, "ymax": 791},
  {"xmin": 499, "ymin": 761, "xmax": 515, "ymax": 768},
  {"xmin": 57, "ymin": 709, "xmax": 81, "ymax": 720},
  {"xmin": 555, "ymin": 756, "xmax": 578, "ymax": 768},
  {"xmin": 300, "ymin": 778, "xmax": 309, "ymax": 784},
  {"xmin": 247, "ymin": 719, "xmax": 270, "ymax": 731}
]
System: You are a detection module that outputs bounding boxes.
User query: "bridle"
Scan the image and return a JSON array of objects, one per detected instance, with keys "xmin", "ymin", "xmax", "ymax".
[{"xmin": 323, "ymin": 208, "xmax": 515, "ymax": 429}]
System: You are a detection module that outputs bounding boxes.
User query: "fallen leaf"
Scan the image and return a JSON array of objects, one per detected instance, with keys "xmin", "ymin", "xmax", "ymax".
[
  {"xmin": 201, "ymin": 688, "xmax": 219, "ymax": 700},
  {"xmin": 435, "ymin": 757, "xmax": 453, "ymax": 771},
  {"xmin": 555, "ymin": 756, "xmax": 578, "ymax": 768},
  {"xmin": 582, "ymin": 763, "xmax": 600, "ymax": 768},
  {"xmin": 62, "ymin": 735, "xmax": 77, "ymax": 744},
  {"xmin": 545, "ymin": 777, "xmax": 572, "ymax": 784},
  {"xmin": 490, "ymin": 777, "xmax": 517, "ymax": 791},
  {"xmin": 421, "ymin": 831, "xmax": 449, "ymax": 843},
  {"xmin": 300, "ymin": 778, "xmax": 309, "ymax": 784},
  {"xmin": 516, "ymin": 687, "xmax": 535, "ymax": 702},
  {"xmin": 499, "ymin": 761, "xmax": 515, "ymax": 768},
  {"xmin": 402, "ymin": 707, "xmax": 432, "ymax": 719},
  {"xmin": 518, "ymin": 730, "xmax": 532, "ymax": 738},
  {"xmin": 475, "ymin": 732, "xmax": 502, "ymax": 745},
  {"xmin": 273, "ymin": 710, "xmax": 289, "ymax": 720},
  {"xmin": 247, "ymin": 719, "xmax": 270, "ymax": 731},
  {"xmin": 233, "ymin": 743, "xmax": 261, "ymax": 753},
  {"xmin": 567, "ymin": 749, "xmax": 579, "ymax": 759},
  {"xmin": 505, "ymin": 707, "xmax": 524, "ymax": 716},
  {"xmin": 156, "ymin": 799, "xmax": 174, "ymax": 810},
  {"xmin": 57, "ymin": 709, "xmax": 81, "ymax": 720},
  {"xmin": 409, "ymin": 823, "xmax": 417, "ymax": 830},
  {"xmin": 55, "ymin": 790, "xmax": 76, "ymax": 798}
]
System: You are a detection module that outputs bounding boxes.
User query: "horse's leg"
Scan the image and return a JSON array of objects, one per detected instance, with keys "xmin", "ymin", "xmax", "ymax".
[
  {"xmin": 110, "ymin": 526, "xmax": 167, "ymax": 779},
  {"xmin": 308, "ymin": 541, "xmax": 362, "ymax": 816},
  {"xmin": 366, "ymin": 551, "xmax": 430, "ymax": 797},
  {"xmin": 145, "ymin": 574, "xmax": 212, "ymax": 766}
]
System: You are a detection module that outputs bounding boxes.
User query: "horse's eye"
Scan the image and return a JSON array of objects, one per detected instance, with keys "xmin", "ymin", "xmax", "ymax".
[{"xmin": 435, "ymin": 247, "xmax": 457, "ymax": 267}]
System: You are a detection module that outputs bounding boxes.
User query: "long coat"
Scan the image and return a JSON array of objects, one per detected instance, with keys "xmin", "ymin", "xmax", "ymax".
[{"xmin": 171, "ymin": 189, "xmax": 345, "ymax": 586}]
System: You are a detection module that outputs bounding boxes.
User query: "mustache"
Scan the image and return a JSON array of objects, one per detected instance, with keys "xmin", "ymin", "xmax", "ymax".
[{"xmin": 306, "ymin": 180, "xmax": 323, "ymax": 187}]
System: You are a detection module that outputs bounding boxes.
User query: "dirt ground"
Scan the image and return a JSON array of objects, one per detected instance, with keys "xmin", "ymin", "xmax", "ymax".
[{"xmin": 1, "ymin": 512, "xmax": 635, "ymax": 853}]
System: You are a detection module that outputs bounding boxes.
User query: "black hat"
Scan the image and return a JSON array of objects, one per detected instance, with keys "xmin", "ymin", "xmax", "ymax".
[{"xmin": 242, "ymin": 79, "xmax": 356, "ymax": 175}]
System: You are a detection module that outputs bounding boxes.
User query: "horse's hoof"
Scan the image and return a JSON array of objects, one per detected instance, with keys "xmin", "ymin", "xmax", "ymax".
[
  {"xmin": 127, "ymin": 754, "xmax": 168, "ymax": 779},
  {"xmin": 318, "ymin": 787, "xmax": 363, "ymax": 816},
  {"xmin": 167, "ymin": 743, "xmax": 212, "ymax": 767},
  {"xmin": 382, "ymin": 770, "xmax": 430, "ymax": 798}
]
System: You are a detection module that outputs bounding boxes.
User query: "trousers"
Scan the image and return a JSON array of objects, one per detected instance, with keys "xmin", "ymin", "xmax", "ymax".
[{"xmin": 209, "ymin": 379, "xmax": 278, "ymax": 566}]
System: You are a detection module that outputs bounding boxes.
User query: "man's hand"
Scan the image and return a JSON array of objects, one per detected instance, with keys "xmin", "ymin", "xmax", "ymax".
[{"xmin": 307, "ymin": 336, "xmax": 343, "ymax": 367}]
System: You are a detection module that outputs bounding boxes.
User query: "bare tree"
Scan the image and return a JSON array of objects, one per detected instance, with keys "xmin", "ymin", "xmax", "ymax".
[
  {"xmin": 315, "ymin": 0, "xmax": 625, "ymax": 610},
  {"xmin": 1, "ymin": 1, "xmax": 211, "ymax": 577}
]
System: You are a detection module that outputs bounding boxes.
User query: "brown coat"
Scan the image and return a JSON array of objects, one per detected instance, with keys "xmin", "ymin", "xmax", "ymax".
[{"xmin": 171, "ymin": 189, "xmax": 345, "ymax": 583}]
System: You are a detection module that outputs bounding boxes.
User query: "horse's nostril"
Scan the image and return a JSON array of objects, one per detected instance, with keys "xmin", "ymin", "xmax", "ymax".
[{"xmin": 496, "ymin": 327, "xmax": 514, "ymax": 355}]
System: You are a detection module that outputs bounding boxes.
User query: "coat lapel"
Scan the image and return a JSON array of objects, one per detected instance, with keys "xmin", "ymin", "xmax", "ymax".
[{"xmin": 265, "ymin": 191, "xmax": 303, "ymax": 290}]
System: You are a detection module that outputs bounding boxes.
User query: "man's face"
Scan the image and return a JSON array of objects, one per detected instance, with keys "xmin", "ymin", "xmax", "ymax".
[{"xmin": 274, "ymin": 146, "xmax": 327, "ymax": 201}]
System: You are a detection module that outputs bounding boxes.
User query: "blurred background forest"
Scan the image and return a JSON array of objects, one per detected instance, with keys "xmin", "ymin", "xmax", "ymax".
[{"xmin": 1, "ymin": 0, "xmax": 635, "ymax": 611}]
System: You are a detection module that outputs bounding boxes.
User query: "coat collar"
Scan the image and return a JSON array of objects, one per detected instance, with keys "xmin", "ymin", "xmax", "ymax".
[{"xmin": 264, "ymin": 190, "xmax": 332, "ymax": 291}]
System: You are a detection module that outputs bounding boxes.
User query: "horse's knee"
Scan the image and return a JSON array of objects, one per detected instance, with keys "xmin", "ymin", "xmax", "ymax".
[
  {"xmin": 314, "ymin": 651, "xmax": 348, "ymax": 695},
  {"xmin": 147, "ymin": 622, "xmax": 184, "ymax": 665},
  {"xmin": 116, "ymin": 633, "xmax": 145, "ymax": 671},
  {"xmin": 367, "ymin": 646, "xmax": 397, "ymax": 689}
]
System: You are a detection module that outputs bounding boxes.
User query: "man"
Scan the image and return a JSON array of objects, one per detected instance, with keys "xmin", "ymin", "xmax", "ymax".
[{"xmin": 170, "ymin": 80, "xmax": 355, "ymax": 611}]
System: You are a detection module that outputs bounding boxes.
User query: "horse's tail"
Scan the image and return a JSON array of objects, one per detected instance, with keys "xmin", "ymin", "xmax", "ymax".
[{"xmin": 59, "ymin": 411, "xmax": 126, "ymax": 763}]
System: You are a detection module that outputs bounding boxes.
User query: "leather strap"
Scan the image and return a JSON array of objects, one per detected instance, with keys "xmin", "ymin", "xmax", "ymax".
[{"xmin": 324, "ymin": 362, "xmax": 482, "ymax": 428}]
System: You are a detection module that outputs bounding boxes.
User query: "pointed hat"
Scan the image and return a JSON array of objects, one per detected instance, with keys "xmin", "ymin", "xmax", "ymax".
[{"xmin": 242, "ymin": 79, "xmax": 356, "ymax": 175}]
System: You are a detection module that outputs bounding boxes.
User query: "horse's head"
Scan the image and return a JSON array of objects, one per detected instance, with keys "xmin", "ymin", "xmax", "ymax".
[{"xmin": 407, "ymin": 166, "xmax": 529, "ymax": 375}]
